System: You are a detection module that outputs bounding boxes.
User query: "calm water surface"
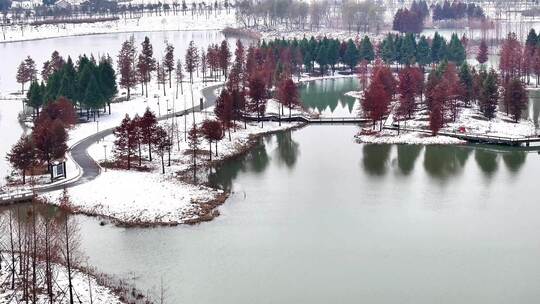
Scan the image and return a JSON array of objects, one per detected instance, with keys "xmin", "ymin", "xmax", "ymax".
[{"xmin": 77, "ymin": 124, "xmax": 540, "ymax": 303}]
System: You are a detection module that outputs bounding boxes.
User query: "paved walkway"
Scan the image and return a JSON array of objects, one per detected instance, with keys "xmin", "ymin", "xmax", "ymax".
[{"xmin": 1, "ymin": 84, "xmax": 222, "ymax": 202}]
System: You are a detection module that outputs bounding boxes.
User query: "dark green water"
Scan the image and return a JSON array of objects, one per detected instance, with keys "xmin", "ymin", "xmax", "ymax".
[{"xmin": 300, "ymin": 77, "xmax": 360, "ymax": 116}]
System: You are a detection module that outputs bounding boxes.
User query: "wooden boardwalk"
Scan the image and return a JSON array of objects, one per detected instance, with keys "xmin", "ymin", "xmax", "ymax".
[
  {"xmin": 244, "ymin": 113, "xmax": 371, "ymax": 124},
  {"xmin": 0, "ymin": 191, "xmax": 34, "ymax": 205}
]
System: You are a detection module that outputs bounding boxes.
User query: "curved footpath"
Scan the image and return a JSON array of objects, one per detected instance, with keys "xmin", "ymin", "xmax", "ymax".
[{"xmin": 26, "ymin": 84, "xmax": 221, "ymax": 194}]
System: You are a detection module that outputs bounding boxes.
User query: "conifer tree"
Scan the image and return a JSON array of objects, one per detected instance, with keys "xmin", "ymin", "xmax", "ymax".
[
  {"xmin": 416, "ymin": 35, "xmax": 431, "ymax": 68},
  {"xmin": 447, "ymin": 33, "xmax": 466, "ymax": 65},
  {"xmin": 117, "ymin": 37, "xmax": 137, "ymax": 100},
  {"xmin": 343, "ymin": 39, "xmax": 359, "ymax": 72},
  {"xmin": 458, "ymin": 62, "xmax": 474, "ymax": 106},
  {"xmin": 7, "ymin": 135, "xmax": 36, "ymax": 184},
  {"xmin": 163, "ymin": 43, "xmax": 175, "ymax": 88},
  {"xmin": 479, "ymin": 69, "xmax": 499, "ymax": 120},
  {"xmin": 431, "ymin": 32, "xmax": 447, "ymax": 64},
  {"xmin": 505, "ymin": 78, "xmax": 528, "ymax": 122},
  {"xmin": 359, "ymin": 36, "xmax": 375, "ymax": 63}
]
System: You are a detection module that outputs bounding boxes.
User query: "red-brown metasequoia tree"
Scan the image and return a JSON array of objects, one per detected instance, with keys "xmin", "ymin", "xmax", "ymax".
[
  {"xmin": 113, "ymin": 114, "xmax": 137, "ymax": 169},
  {"xmin": 32, "ymin": 115, "xmax": 68, "ymax": 176},
  {"xmin": 476, "ymin": 39, "xmax": 488, "ymax": 65},
  {"xmin": 201, "ymin": 119, "xmax": 224, "ymax": 160},
  {"xmin": 277, "ymin": 78, "xmax": 300, "ymax": 123},
  {"xmin": 140, "ymin": 108, "xmax": 158, "ymax": 161},
  {"xmin": 362, "ymin": 73, "xmax": 391, "ymax": 130},
  {"xmin": 499, "ymin": 33, "xmax": 523, "ymax": 84},
  {"xmin": 6, "ymin": 135, "xmax": 37, "ymax": 184}
]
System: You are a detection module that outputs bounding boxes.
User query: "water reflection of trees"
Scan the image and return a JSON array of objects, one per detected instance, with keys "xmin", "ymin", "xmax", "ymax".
[
  {"xmin": 423, "ymin": 146, "xmax": 471, "ymax": 179},
  {"xmin": 300, "ymin": 79, "xmax": 358, "ymax": 114},
  {"xmin": 531, "ymin": 97, "xmax": 540, "ymax": 128},
  {"xmin": 396, "ymin": 145, "xmax": 423, "ymax": 175},
  {"xmin": 474, "ymin": 149, "xmax": 498, "ymax": 176},
  {"xmin": 275, "ymin": 130, "xmax": 300, "ymax": 168},
  {"xmin": 208, "ymin": 138, "xmax": 270, "ymax": 190},
  {"xmin": 362, "ymin": 144, "xmax": 392, "ymax": 176},
  {"xmin": 502, "ymin": 150, "xmax": 527, "ymax": 173}
]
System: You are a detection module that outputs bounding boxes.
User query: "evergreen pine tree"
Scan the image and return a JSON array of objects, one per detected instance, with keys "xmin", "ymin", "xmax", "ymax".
[
  {"xmin": 343, "ymin": 39, "xmax": 359, "ymax": 72},
  {"xmin": 83, "ymin": 74, "xmax": 105, "ymax": 121},
  {"xmin": 400, "ymin": 33, "xmax": 417, "ymax": 65},
  {"xmin": 458, "ymin": 62, "xmax": 474, "ymax": 106},
  {"xmin": 447, "ymin": 33, "xmax": 466, "ymax": 64},
  {"xmin": 416, "ymin": 35, "xmax": 431, "ymax": 68},
  {"xmin": 359, "ymin": 36, "xmax": 375, "ymax": 62},
  {"xmin": 380, "ymin": 34, "xmax": 396, "ymax": 65},
  {"xmin": 479, "ymin": 69, "xmax": 499, "ymax": 120},
  {"xmin": 431, "ymin": 32, "xmax": 447, "ymax": 64}
]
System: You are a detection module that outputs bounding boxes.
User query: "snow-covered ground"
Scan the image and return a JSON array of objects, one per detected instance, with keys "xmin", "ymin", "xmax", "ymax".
[
  {"xmin": 1, "ymin": 80, "xmax": 218, "ymax": 195},
  {"xmin": 0, "ymin": 259, "xmax": 124, "ymax": 304},
  {"xmin": 260, "ymin": 27, "xmax": 381, "ymax": 44},
  {"xmin": 0, "ymin": 12, "xmax": 236, "ymax": 43},
  {"xmin": 352, "ymin": 91, "xmax": 537, "ymax": 145},
  {"xmin": 356, "ymin": 129, "xmax": 466, "ymax": 145},
  {"xmin": 405, "ymin": 106, "xmax": 537, "ymax": 139}
]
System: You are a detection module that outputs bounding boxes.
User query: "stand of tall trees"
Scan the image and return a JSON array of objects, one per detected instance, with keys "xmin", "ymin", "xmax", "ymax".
[
  {"xmin": 24, "ymin": 51, "xmax": 117, "ymax": 120},
  {"xmin": 8, "ymin": 98, "xmax": 75, "ymax": 183}
]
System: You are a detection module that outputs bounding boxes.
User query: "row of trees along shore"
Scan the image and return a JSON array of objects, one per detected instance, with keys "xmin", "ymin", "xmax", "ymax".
[
  {"xmin": 0, "ymin": 195, "xmax": 83, "ymax": 304},
  {"xmin": 0, "ymin": 195, "xmax": 151, "ymax": 303},
  {"xmin": 7, "ymin": 98, "xmax": 75, "ymax": 184},
  {"xmin": 360, "ymin": 31, "xmax": 530, "ymax": 136},
  {"xmin": 1, "ymin": 0, "xmax": 233, "ymax": 27},
  {"xmin": 393, "ymin": 0, "xmax": 485, "ymax": 34}
]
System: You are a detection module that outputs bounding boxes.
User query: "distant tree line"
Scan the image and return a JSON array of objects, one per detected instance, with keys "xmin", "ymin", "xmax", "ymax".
[
  {"xmin": 380, "ymin": 32, "xmax": 467, "ymax": 68},
  {"xmin": 432, "ymin": 0, "xmax": 485, "ymax": 21},
  {"xmin": 392, "ymin": 0, "xmax": 429, "ymax": 34},
  {"xmin": 393, "ymin": 0, "xmax": 485, "ymax": 34},
  {"xmin": 2, "ymin": 0, "xmax": 232, "ymax": 27},
  {"xmin": 235, "ymin": 0, "xmax": 384, "ymax": 33}
]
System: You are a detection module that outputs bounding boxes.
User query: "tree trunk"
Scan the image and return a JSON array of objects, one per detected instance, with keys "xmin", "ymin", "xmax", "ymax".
[
  {"xmin": 161, "ymin": 155, "xmax": 165, "ymax": 174},
  {"xmin": 65, "ymin": 220, "xmax": 74, "ymax": 304},
  {"xmin": 205, "ymin": 138, "xmax": 211, "ymax": 161},
  {"xmin": 138, "ymin": 142, "xmax": 142, "ymax": 166}
]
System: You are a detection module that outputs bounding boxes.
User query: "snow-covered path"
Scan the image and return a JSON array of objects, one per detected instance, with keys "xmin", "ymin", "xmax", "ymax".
[{"xmin": 0, "ymin": 84, "xmax": 222, "ymax": 204}]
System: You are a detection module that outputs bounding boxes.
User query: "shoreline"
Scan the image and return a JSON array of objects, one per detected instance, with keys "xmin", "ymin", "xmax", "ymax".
[
  {"xmin": 0, "ymin": 252, "xmax": 148, "ymax": 303},
  {"xmin": 52, "ymin": 121, "xmax": 305, "ymax": 228},
  {"xmin": 0, "ymin": 27, "xmax": 228, "ymax": 45}
]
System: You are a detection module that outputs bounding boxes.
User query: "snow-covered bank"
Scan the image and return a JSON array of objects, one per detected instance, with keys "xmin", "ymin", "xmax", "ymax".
[
  {"xmin": 0, "ymin": 258, "xmax": 127, "ymax": 304},
  {"xmin": 405, "ymin": 107, "xmax": 537, "ymax": 139},
  {"xmin": 355, "ymin": 129, "xmax": 466, "ymax": 145},
  {"xmin": 0, "ymin": 13, "xmax": 236, "ymax": 44}
]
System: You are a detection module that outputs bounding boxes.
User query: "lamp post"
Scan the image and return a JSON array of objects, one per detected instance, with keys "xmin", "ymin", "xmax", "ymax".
[
  {"xmin": 96, "ymin": 120, "xmax": 99, "ymax": 142},
  {"xmin": 103, "ymin": 144, "xmax": 107, "ymax": 172},
  {"xmin": 166, "ymin": 99, "xmax": 169, "ymax": 120},
  {"xmin": 157, "ymin": 95, "xmax": 161, "ymax": 117}
]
